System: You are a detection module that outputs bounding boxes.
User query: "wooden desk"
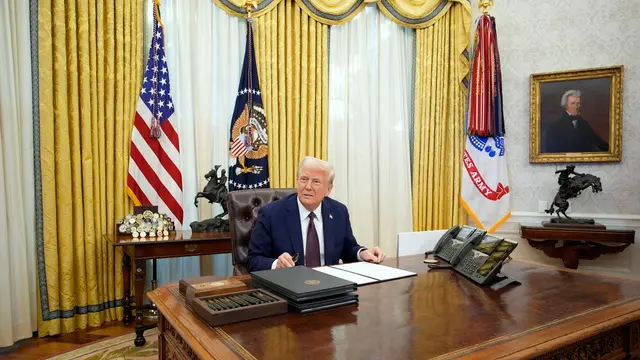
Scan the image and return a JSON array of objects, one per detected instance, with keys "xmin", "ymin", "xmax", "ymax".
[
  {"xmin": 520, "ymin": 225, "xmax": 635, "ymax": 269},
  {"xmin": 148, "ymin": 255, "xmax": 640, "ymax": 359},
  {"xmin": 104, "ymin": 230, "xmax": 231, "ymax": 346}
]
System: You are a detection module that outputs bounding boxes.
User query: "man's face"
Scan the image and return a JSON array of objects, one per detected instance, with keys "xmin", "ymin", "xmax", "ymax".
[
  {"xmin": 296, "ymin": 167, "xmax": 332, "ymax": 211},
  {"xmin": 565, "ymin": 96, "xmax": 581, "ymax": 115}
]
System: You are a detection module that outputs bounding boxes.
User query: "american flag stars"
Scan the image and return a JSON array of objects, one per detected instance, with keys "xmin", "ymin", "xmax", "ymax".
[{"xmin": 139, "ymin": 30, "xmax": 174, "ymax": 124}]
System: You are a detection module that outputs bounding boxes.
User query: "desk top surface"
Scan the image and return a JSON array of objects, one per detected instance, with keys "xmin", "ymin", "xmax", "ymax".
[
  {"xmin": 148, "ymin": 255, "xmax": 640, "ymax": 360},
  {"xmin": 104, "ymin": 230, "xmax": 231, "ymax": 246}
]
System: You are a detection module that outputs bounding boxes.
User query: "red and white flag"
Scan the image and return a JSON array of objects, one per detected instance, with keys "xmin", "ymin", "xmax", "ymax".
[
  {"xmin": 460, "ymin": 15, "xmax": 510, "ymax": 232},
  {"xmin": 126, "ymin": 4, "xmax": 183, "ymax": 226}
]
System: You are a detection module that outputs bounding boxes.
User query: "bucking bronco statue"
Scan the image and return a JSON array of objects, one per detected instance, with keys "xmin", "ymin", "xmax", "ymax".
[
  {"xmin": 545, "ymin": 165, "xmax": 602, "ymax": 223},
  {"xmin": 191, "ymin": 165, "xmax": 229, "ymax": 232}
]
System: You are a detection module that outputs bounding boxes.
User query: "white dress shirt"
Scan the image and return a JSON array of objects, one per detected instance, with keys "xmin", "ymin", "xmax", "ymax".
[{"xmin": 271, "ymin": 197, "xmax": 364, "ymax": 269}]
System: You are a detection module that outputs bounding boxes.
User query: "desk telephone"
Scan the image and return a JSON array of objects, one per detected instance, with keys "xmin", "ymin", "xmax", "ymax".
[{"xmin": 425, "ymin": 225, "xmax": 519, "ymax": 288}]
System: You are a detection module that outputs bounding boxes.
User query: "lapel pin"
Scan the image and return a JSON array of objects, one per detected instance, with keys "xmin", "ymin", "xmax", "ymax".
[{"xmin": 329, "ymin": 214, "xmax": 333, "ymax": 219}]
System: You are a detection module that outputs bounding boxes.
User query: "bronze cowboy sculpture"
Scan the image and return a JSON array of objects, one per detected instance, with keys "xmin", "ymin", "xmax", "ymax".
[
  {"xmin": 545, "ymin": 165, "xmax": 602, "ymax": 224},
  {"xmin": 191, "ymin": 165, "xmax": 229, "ymax": 232}
]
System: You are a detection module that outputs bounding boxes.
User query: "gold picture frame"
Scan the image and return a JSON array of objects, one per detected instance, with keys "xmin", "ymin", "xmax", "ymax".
[{"xmin": 529, "ymin": 65, "xmax": 623, "ymax": 163}]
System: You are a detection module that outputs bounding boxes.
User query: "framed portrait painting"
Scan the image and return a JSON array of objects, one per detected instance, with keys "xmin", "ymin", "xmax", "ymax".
[{"xmin": 529, "ymin": 66, "xmax": 623, "ymax": 163}]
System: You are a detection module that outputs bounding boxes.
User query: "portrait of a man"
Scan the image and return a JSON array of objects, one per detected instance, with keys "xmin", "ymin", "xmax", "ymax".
[
  {"xmin": 541, "ymin": 88, "xmax": 609, "ymax": 153},
  {"xmin": 530, "ymin": 66, "xmax": 622, "ymax": 163}
]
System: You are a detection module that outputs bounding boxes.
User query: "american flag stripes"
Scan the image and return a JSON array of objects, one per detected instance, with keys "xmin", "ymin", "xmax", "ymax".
[{"xmin": 126, "ymin": 4, "xmax": 183, "ymax": 225}]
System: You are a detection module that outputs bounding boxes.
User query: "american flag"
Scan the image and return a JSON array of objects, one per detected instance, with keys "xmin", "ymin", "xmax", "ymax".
[{"xmin": 126, "ymin": 4, "xmax": 183, "ymax": 225}]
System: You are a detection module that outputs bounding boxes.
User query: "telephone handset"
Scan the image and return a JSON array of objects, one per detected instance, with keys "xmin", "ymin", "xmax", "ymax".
[
  {"xmin": 449, "ymin": 230, "xmax": 486, "ymax": 266},
  {"xmin": 425, "ymin": 225, "xmax": 520, "ymax": 288},
  {"xmin": 427, "ymin": 225, "xmax": 484, "ymax": 263}
]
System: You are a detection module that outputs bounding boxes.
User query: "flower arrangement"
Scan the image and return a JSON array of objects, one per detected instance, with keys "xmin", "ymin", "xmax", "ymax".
[{"xmin": 117, "ymin": 210, "xmax": 175, "ymax": 238}]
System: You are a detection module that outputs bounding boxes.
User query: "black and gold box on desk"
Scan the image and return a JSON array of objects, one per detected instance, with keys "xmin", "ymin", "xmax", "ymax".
[{"xmin": 191, "ymin": 289, "xmax": 288, "ymax": 327}]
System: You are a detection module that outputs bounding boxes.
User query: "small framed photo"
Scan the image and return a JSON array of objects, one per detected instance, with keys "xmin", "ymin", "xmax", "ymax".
[{"xmin": 529, "ymin": 65, "xmax": 623, "ymax": 163}]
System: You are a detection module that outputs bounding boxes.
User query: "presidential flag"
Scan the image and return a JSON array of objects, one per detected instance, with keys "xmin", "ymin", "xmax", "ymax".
[
  {"xmin": 461, "ymin": 15, "xmax": 510, "ymax": 233},
  {"xmin": 126, "ymin": 3, "xmax": 183, "ymax": 226},
  {"xmin": 228, "ymin": 20, "xmax": 269, "ymax": 191}
]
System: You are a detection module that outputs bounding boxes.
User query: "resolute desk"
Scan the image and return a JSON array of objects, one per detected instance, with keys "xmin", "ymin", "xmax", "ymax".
[{"xmin": 148, "ymin": 255, "xmax": 640, "ymax": 359}]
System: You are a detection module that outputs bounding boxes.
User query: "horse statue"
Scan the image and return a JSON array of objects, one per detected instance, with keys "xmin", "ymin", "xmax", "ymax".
[
  {"xmin": 191, "ymin": 166, "xmax": 229, "ymax": 232},
  {"xmin": 545, "ymin": 165, "xmax": 602, "ymax": 222}
]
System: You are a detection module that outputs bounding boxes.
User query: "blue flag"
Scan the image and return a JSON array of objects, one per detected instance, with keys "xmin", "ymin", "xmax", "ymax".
[{"xmin": 228, "ymin": 20, "xmax": 269, "ymax": 191}]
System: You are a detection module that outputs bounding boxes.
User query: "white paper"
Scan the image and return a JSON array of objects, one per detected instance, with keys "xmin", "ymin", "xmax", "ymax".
[
  {"xmin": 330, "ymin": 262, "xmax": 417, "ymax": 281},
  {"xmin": 312, "ymin": 266, "xmax": 378, "ymax": 286}
]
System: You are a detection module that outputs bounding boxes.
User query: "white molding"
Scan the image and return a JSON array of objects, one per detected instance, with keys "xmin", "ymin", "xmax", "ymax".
[{"xmin": 472, "ymin": 212, "xmax": 640, "ymax": 235}]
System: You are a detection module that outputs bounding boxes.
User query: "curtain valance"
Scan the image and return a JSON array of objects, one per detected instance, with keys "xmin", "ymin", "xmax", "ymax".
[{"xmin": 212, "ymin": 0, "xmax": 470, "ymax": 27}]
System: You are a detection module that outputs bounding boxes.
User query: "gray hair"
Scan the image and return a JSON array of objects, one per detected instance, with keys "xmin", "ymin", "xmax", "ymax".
[
  {"xmin": 561, "ymin": 90, "xmax": 582, "ymax": 107},
  {"xmin": 296, "ymin": 156, "xmax": 335, "ymax": 185}
]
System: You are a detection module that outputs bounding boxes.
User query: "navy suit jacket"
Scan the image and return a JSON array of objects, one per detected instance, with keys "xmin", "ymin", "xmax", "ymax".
[{"xmin": 246, "ymin": 194, "xmax": 364, "ymax": 272}]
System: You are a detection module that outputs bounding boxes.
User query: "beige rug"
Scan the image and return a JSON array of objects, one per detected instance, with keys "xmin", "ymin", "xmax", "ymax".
[{"xmin": 47, "ymin": 329, "xmax": 159, "ymax": 360}]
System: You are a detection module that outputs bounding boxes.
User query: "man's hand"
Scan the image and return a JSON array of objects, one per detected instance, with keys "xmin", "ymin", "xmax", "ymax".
[
  {"xmin": 360, "ymin": 247, "xmax": 386, "ymax": 263},
  {"xmin": 276, "ymin": 252, "xmax": 296, "ymax": 268}
]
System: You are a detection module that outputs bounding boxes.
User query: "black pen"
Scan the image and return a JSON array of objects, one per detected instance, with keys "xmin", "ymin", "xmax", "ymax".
[{"xmin": 292, "ymin": 253, "xmax": 299, "ymax": 264}]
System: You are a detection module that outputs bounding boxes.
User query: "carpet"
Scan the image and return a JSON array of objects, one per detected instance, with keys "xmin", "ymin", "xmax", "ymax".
[{"xmin": 46, "ymin": 329, "xmax": 159, "ymax": 360}]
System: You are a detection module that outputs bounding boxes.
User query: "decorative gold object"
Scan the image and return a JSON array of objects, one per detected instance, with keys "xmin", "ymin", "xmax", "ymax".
[
  {"xmin": 185, "ymin": 244, "xmax": 198, "ymax": 253},
  {"xmin": 529, "ymin": 66, "xmax": 623, "ymax": 163},
  {"xmin": 244, "ymin": 0, "xmax": 257, "ymax": 18},
  {"xmin": 479, "ymin": 0, "xmax": 494, "ymax": 15}
]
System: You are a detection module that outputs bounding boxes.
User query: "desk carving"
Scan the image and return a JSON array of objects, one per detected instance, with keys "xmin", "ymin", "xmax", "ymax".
[{"xmin": 184, "ymin": 244, "xmax": 198, "ymax": 252}]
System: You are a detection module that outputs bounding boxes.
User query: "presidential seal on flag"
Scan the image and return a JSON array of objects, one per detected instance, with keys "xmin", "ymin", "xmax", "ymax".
[{"xmin": 229, "ymin": 103, "xmax": 268, "ymax": 175}]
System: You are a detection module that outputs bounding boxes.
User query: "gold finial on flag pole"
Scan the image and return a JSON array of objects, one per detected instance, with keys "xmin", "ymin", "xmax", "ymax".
[
  {"xmin": 245, "ymin": 0, "xmax": 257, "ymax": 18},
  {"xmin": 479, "ymin": 0, "xmax": 494, "ymax": 15}
]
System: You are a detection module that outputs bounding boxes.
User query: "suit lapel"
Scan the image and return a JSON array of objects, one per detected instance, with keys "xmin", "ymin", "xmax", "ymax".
[
  {"xmin": 285, "ymin": 195, "xmax": 304, "ymax": 265},
  {"xmin": 322, "ymin": 198, "xmax": 333, "ymax": 266}
]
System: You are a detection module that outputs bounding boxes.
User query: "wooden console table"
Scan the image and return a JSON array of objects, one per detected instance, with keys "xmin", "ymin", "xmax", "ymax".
[
  {"xmin": 148, "ymin": 255, "xmax": 640, "ymax": 359},
  {"xmin": 104, "ymin": 230, "xmax": 232, "ymax": 346},
  {"xmin": 520, "ymin": 225, "xmax": 635, "ymax": 269}
]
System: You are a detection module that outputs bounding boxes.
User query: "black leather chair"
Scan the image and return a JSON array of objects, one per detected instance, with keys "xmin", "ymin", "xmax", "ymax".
[{"xmin": 227, "ymin": 188, "xmax": 296, "ymax": 275}]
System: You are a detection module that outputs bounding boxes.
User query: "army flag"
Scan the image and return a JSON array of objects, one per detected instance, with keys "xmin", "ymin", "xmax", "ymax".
[
  {"xmin": 461, "ymin": 15, "xmax": 511, "ymax": 232},
  {"xmin": 228, "ymin": 20, "xmax": 269, "ymax": 191}
]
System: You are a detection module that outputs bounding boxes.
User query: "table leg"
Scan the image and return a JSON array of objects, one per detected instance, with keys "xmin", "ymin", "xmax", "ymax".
[
  {"xmin": 123, "ymin": 254, "xmax": 132, "ymax": 324},
  {"xmin": 134, "ymin": 259, "xmax": 147, "ymax": 346}
]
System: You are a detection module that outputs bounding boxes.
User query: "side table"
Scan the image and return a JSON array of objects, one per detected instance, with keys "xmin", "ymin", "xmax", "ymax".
[
  {"xmin": 520, "ymin": 224, "xmax": 634, "ymax": 269},
  {"xmin": 104, "ymin": 230, "xmax": 232, "ymax": 346}
]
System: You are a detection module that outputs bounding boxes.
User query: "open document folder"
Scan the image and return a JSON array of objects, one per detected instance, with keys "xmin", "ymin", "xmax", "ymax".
[{"xmin": 313, "ymin": 262, "xmax": 417, "ymax": 286}]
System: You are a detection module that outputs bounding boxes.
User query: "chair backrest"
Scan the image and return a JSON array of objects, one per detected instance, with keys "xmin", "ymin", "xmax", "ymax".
[
  {"xmin": 397, "ymin": 230, "xmax": 448, "ymax": 257},
  {"xmin": 227, "ymin": 188, "xmax": 296, "ymax": 275}
]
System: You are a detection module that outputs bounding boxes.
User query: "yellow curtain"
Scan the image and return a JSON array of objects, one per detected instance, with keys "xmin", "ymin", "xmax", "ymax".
[
  {"xmin": 411, "ymin": 0, "xmax": 471, "ymax": 231},
  {"xmin": 37, "ymin": 0, "xmax": 142, "ymax": 336},
  {"xmin": 254, "ymin": 0, "xmax": 329, "ymax": 187},
  {"xmin": 377, "ymin": 0, "xmax": 454, "ymax": 28},
  {"xmin": 213, "ymin": 0, "xmax": 366, "ymax": 25}
]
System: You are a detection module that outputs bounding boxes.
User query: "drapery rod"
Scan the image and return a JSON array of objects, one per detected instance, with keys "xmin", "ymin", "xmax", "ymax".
[
  {"xmin": 479, "ymin": 0, "xmax": 494, "ymax": 15},
  {"xmin": 245, "ymin": 0, "xmax": 257, "ymax": 18}
]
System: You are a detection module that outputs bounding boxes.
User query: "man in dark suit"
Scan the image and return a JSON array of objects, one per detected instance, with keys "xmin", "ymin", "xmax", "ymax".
[
  {"xmin": 541, "ymin": 89, "xmax": 609, "ymax": 153},
  {"xmin": 247, "ymin": 156, "xmax": 386, "ymax": 271}
]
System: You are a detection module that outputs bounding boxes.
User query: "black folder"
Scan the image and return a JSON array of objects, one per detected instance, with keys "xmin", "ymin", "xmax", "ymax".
[{"xmin": 251, "ymin": 266, "xmax": 358, "ymax": 313}]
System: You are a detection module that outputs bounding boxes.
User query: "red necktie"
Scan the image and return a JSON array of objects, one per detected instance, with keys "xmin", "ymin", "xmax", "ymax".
[{"xmin": 305, "ymin": 212, "xmax": 321, "ymax": 267}]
